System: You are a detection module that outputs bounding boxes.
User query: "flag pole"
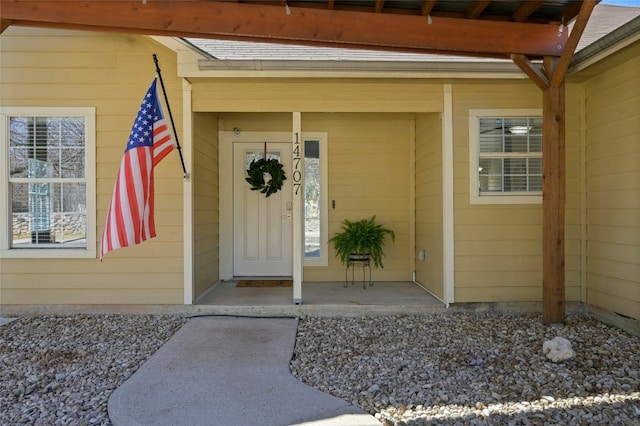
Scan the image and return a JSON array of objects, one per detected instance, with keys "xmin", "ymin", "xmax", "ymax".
[{"xmin": 153, "ymin": 54, "xmax": 189, "ymax": 179}]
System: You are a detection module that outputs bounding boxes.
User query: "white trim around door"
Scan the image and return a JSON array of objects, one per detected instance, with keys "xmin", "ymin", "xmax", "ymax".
[{"xmin": 220, "ymin": 131, "xmax": 293, "ymax": 280}]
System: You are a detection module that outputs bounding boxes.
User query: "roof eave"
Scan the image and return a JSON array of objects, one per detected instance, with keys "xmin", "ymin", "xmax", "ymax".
[
  {"xmin": 569, "ymin": 15, "xmax": 640, "ymax": 75},
  {"xmin": 194, "ymin": 58, "xmax": 526, "ymax": 79}
]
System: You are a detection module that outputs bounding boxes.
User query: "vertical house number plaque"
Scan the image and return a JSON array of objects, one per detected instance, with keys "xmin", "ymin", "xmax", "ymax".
[{"xmin": 293, "ymin": 132, "xmax": 302, "ymax": 195}]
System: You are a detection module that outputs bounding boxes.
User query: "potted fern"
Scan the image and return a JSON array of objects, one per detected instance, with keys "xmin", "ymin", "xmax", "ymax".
[{"xmin": 329, "ymin": 215, "xmax": 395, "ymax": 268}]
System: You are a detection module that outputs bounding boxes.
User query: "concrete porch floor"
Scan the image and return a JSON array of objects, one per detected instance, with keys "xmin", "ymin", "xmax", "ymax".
[{"xmin": 194, "ymin": 280, "xmax": 446, "ymax": 316}]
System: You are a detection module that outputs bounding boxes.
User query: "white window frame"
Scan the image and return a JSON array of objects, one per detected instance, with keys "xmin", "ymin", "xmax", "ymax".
[
  {"xmin": 0, "ymin": 107, "xmax": 96, "ymax": 258},
  {"xmin": 469, "ymin": 109, "xmax": 543, "ymax": 205},
  {"xmin": 302, "ymin": 133, "xmax": 329, "ymax": 267}
]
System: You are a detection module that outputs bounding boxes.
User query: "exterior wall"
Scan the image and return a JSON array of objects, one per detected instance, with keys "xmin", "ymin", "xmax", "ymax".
[
  {"xmin": 452, "ymin": 81, "xmax": 583, "ymax": 303},
  {"xmin": 0, "ymin": 28, "xmax": 184, "ymax": 304},
  {"xmin": 415, "ymin": 113, "xmax": 444, "ymax": 299},
  {"xmin": 192, "ymin": 79, "xmax": 444, "ymax": 113},
  {"xmin": 565, "ymin": 84, "xmax": 586, "ymax": 301},
  {"xmin": 193, "ymin": 112, "xmax": 219, "ymax": 298},
  {"xmin": 218, "ymin": 113, "xmax": 292, "ymax": 133},
  {"xmin": 4, "ymin": 28, "xmax": 636, "ymax": 314},
  {"xmin": 304, "ymin": 113, "xmax": 415, "ymax": 282},
  {"xmin": 583, "ymin": 42, "xmax": 640, "ymax": 320}
]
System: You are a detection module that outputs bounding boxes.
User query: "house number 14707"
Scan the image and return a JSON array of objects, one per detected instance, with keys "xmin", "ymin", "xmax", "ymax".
[{"xmin": 293, "ymin": 132, "xmax": 302, "ymax": 195}]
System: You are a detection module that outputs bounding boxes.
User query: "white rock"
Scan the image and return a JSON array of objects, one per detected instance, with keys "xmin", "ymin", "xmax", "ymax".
[{"xmin": 543, "ymin": 336, "xmax": 575, "ymax": 362}]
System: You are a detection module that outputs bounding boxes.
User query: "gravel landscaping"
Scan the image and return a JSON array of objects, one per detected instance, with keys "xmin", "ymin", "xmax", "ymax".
[
  {"xmin": 0, "ymin": 315, "xmax": 187, "ymax": 425},
  {"xmin": 1, "ymin": 312, "xmax": 639, "ymax": 425},
  {"xmin": 291, "ymin": 313, "xmax": 640, "ymax": 425}
]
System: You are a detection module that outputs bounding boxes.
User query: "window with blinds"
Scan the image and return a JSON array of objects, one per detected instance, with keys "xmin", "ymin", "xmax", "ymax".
[
  {"xmin": 1, "ymin": 107, "xmax": 96, "ymax": 258},
  {"xmin": 479, "ymin": 117, "xmax": 542, "ymax": 194},
  {"xmin": 469, "ymin": 110, "xmax": 543, "ymax": 205}
]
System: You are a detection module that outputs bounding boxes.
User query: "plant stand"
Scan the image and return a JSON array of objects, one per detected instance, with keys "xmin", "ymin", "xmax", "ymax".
[{"xmin": 345, "ymin": 253, "xmax": 373, "ymax": 289}]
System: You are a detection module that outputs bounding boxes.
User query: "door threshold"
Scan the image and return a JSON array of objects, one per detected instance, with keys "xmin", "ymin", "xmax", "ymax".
[{"xmin": 230, "ymin": 276, "xmax": 293, "ymax": 281}]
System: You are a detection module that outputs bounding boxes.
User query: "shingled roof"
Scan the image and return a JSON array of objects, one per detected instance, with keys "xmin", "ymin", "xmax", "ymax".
[{"xmin": 185, "ymin": 4, "xmax": 640, "ymax": 67}]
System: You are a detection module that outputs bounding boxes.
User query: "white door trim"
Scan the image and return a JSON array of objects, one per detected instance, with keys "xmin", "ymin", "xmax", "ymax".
[
  {"xmin": 182, "ymin": 79, "xmax": 194, "ymax": 304},
  {"xmin": 443, "ymin": 84, "xmax": 455, "ymax": 305},
  {"xmin": 292, "ymin": 112, "xmax": 303, "ymax": 304},
  {"xmin": 219, "ymin": 131, "xmax": 292, "ymax": 280}
]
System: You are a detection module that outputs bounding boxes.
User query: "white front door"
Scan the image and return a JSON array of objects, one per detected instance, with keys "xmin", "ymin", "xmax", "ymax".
[{"xmin": 233, "ymin": 142, "xmax": 292, "ymax": 276}]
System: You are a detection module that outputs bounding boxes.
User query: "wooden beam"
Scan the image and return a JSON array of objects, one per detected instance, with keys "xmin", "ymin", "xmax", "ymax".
[
  {"xmin": 465, "ymin": 0, "xmax": 491, "ymax": 20},
  {"xmin": 420, "ymin": 0, "xmax": 437, "ymax": 17},
  {"xmin": 543, "ymin": 56, "xmax": 558, "ymax": 81},
  {"xmin": 511, "ymin": 54, "xmax": 549, "ymax": 91},
  {"xmin": 557, "ymin": 1, "xmax": 584, "ymax": 24},
  {"xmin": 1, "ymin": 18, "xmax": 12, "ymax": 33},
  {"xmin": 0, "ymin": 0, "xmax": 568, "ymax": 58},
  {"xmin": 542, "ymin": 82, "xmax": 566, "ymax": 325},
  {"xmin": 511, "ymin": 1, "xmax": 543, "ymax": 22},
  {"xmin": 550, "ymin": 0, "xmax": 598, "ymax": 87}
]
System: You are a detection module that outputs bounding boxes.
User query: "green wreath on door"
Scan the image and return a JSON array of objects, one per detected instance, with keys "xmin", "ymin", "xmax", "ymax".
[{"xmin": 245, "ymin": 158, "xmax": 287, "ymax": 197}]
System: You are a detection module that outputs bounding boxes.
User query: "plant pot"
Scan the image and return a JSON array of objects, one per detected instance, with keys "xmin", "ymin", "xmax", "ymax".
[
  {"xmin": 349, "ymin": 252, "xmax": 370, "ymax": 263},
  {"xmin": 329, "ymin": 216, "xmax": 395, "ymax": 269}
]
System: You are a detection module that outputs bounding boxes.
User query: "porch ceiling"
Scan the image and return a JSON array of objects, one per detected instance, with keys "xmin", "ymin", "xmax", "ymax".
[{"xmin": 0, "ymin": 0, "xmax": 597, "ymax": 61}]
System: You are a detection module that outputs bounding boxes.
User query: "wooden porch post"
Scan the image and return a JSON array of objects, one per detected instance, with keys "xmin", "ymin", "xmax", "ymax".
[
  {"xmin": 542, "ymin": 82, "xmax": 566, "ymax": 324},
  {"xmin": 513, "ymin": 2, "xmax": 596, "ymax": 325}
]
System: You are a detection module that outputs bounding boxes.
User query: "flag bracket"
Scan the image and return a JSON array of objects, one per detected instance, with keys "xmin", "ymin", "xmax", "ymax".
[{"xmin": 153, "ymin": 54, "xmax": 189, "ymax": 181}]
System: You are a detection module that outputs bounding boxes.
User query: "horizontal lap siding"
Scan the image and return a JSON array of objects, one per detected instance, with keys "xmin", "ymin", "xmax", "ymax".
[
  {"xmin": 0, "ymin": 28, "xmax": 184, "ymax": 304},
  {"xmin": 303, "ymin": 113, "xmax": 415, "ymax": 281},
  {"xmin": 452, "ymin": 82, "xmax": 582, "ymax": 303},
  {"xmin": 193, "ymin": 113, "xmax": 219, "ymax": 299},
  {"xmin": 0, "ymin": 289, "xmax": 182, "ymax": 305},
  {"xmin": 415, "ymin": 114, "xmax": 444, "ymax": 299},
  {"xmin": 217, "ymin": 112, "xmax": 416, "ymax": 282},
  {"xmin": 218, "ymin": 113, "xmax": 292, "ymax": 133},
  {"xmin": 192, "ymin": 80, "xmax": 444, "ymax": 112},
  {"xmin": 584, "ymin": 44, "xmax": 640, "ymax": 320}
]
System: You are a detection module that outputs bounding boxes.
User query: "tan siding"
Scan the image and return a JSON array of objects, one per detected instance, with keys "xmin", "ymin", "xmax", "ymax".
[
  {"xmin": 2, "ymin": 273, "xmax": 183, "ymax": 289},
  {"xmin": 415, "ymin": 113, "xmax": 444, "ymax": 299},
  {"xmin": 587, "ymin": 289, "xmax": 639, "ymax": 320},
  {"xmin": 217, "ymin": 113, "xmax": 416, "ymax": 281},
  {"xmin": 303, "ymin": 113, "xmax": 415, "ymax": 281},
  {"xmin": 584, "ymin": 42, "xmax": 640, "ymax": 320},
  {"xmin": 456, "ymin": 286, "xmax": 582, "ymax": 303},
  {"xmin": 192, "ymin": 80, "xmax": 443, "ymax": 112},
  {"xmin": 0, "ymin": 258, "xmax": 183, "ymax": 274},
  {"xmin": 1, "ymin": 289, "xmax": 182, "ymax": 305},
  {"xmin": 452, "ymin": 81, "xmax": 582, "ymax": 303},
  {"xmin": 0, "ymin": 28, "xmax": 184, "ymax": 304},
  {"xmin": 218, "ymin": 113, "xmax": 292, "ymax": 133},
  {"xmin": 193, "ymin": 113, "xmax": 220, "ymax": 298}
]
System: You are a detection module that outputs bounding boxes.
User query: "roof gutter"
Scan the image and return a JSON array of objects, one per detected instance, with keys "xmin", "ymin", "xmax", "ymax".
[{"xmin": 569, "ymin": 15, "xmax": 640, "ymax": 75}]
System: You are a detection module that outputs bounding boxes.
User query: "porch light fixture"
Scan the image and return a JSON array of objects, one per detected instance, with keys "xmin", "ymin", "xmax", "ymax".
[{"xmin": 509, "ymin": 125, "xmax": 531, "ymax": 135}]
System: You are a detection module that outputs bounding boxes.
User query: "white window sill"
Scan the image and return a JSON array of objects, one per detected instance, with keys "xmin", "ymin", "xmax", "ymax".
[
  {"xmin": 1, "ymin": 248, "xmax": 96, "ymax": 259},
  {"xmin": 470, "ymin": 193, "xmax": 542, "ymax": 205}
]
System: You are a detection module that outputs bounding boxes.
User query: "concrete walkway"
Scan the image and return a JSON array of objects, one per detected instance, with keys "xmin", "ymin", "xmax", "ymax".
[{"xmin": 108, "ymin": 316, "xmax": 380, "ymax": 426}]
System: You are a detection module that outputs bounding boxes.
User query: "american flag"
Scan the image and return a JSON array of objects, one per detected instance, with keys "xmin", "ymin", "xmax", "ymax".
[{"xmin": 100, "ymin": 78, "xmax": 175, "ymax": 260}]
